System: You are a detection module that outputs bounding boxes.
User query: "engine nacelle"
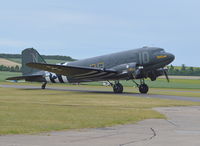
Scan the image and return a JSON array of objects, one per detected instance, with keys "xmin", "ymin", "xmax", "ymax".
[
  {"xmin": 134, "ymin": 68, "xmax": 166, "ymax": 81},
  {"xmin": 111, "ymin": 63, "xmax": 137, "ymax": 79},
  {"xmin": 112, "ymin": 62, "xmax": 167, "ymax": 81},
  {"xmin": 147, "ymin": 68, "xmax": 165, "ymax": 81}
]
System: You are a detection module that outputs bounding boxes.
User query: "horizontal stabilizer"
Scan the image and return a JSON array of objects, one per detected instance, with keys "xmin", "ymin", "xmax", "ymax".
[{"xmin": 6, "ymin": 75, "xmax": 43, "ymax": 81}]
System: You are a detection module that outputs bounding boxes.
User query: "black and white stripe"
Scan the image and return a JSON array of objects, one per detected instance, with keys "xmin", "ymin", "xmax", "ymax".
[
  {"xmin": 45, "ymin": 73, "xmax": 68, "ymax": 83},
  {"xmin": 73, "ymin": 71, "xmax": 99, "ymax": 77},
  {"xmin": 57, "ymin": 74, "xmax": 64, "ymax": 83}
]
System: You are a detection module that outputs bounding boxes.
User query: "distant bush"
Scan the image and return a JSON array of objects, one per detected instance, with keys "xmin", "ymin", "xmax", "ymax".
[
  {"xmin": 0, "ymin": 65, "xmax": 21, "ymax": 72},
  {"xmin": 168, "ymin": 64, "xmax": 200, "ymax": 76}
]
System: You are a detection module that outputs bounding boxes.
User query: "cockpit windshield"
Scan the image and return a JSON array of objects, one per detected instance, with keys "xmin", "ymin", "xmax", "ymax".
[
  {"xmin": 152, "ymin": 48, "xmax": 165, "ymax": 54},
  {"xmin": 159, "ymin": 50, "xmax": 165, "ymax": 53}
]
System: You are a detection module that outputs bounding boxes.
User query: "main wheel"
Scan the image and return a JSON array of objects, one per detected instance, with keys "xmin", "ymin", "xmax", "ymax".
[
  {"xmin": 113, "ymin": 83, "xmax": 123, "ymax": 93},
  {"xmin": 139, "ymin": 84, "xmax": 149, "ymax": 94}
]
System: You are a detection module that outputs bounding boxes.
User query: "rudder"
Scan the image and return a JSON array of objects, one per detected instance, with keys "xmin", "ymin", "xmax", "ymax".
[{"xmin": 22, "ymin": 48, "xmax": 46, "ymax": 75}]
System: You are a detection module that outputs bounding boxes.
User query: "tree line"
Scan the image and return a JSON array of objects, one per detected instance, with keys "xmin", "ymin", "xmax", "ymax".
[
  {"xmin": 0, "ymin": 53, "xmax": 76, "ymax": 61},
  {"xmin": 0, "ymin": 65, "xmax": 21, "ymax": 72},
  {"xmin": 168, "ymin": 64, "xmax": 200, "ymax": 76}
]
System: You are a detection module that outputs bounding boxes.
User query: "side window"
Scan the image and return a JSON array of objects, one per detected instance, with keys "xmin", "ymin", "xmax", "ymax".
[
  {"xmin": 90, "ymin": 64, "xmax": 96, "ymax": 67},
  {"xmin": 98, "ymin": 62, "xmax": 104, "ymax": 68}
]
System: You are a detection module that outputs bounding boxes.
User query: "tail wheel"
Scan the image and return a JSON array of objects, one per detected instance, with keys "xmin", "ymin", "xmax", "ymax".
[
  {"xmin": 139, "ymin": 84, "xmax": 149, "ymax": 94},
  {"xmin": 41, "ymin": 82, "xmax": 47, "ymax": 89},
  {"xmin": 113, "ymin": 83, "xmax": 123, "ymax": 93}
]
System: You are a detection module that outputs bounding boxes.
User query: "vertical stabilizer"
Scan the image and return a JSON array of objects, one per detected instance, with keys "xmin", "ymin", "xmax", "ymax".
[{"xmin": 22, "ymin": 48, "xmax": 46, "ymax": 76}]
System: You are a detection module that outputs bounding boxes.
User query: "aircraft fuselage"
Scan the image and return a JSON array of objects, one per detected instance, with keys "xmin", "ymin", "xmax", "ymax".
[{"xmin": 44, "ymin": 47, "xmax": 175, "ymax": 83}]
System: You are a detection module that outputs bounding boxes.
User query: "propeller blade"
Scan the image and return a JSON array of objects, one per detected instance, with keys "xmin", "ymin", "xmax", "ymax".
[{"xmin": 163, "ymin": 68, "xmax": 170, "ymax": 82}]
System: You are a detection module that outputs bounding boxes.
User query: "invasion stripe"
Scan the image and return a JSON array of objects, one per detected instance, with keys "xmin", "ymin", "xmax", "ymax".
[
  {"xmin": 49, "ymin": 74, "xmax": 56, "ymax": 83},
  {"xmin": 73, "ymin": 71, "xmax": 99, "ymax": 77},
  {"xmin": 57, "ymin": 74, "xmax": 64, "ymax": 83},
  {"xmin": 90, "ymin": 73, "xmax": 116, "ymax": 79},
  {"xmin": 75, "ymin": 72, "xmax": 111, "ymax": 79},
  {"xmin": 98, "ymin": 73, "xmax": 116, "ymax": 79},
  {"xmin": 62, "ymin": 76, "xmax": 68, "ymax": 83},
  {"xmin": 45, "ymin": 76, "xmax": 51, "ymax": 83},
  {"xmin": 73, "ymin": 72, "xmax": 101, "ymax": 79},
  {"xmin": 54, "ymin": 77, "xmax": 60, "ymax": 83}
]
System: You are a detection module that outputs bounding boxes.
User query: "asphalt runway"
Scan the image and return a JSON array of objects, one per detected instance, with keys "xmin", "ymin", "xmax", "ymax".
[
  {"xmin": 1, "ymin": 106, "xmax": 200, "ymax": 146},
  {"xmin": 0, "ymin": 84, "xmax": 200, "ymax": 102}
]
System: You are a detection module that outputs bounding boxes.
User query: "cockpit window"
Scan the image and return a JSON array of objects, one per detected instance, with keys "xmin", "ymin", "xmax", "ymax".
[
  {"xmin": 152, "ymin": 49, "xmax": 165, "ymax": 54},
  {"xmin": 159, "ymin": 50, "xmax": 165, "ymax": 53}
]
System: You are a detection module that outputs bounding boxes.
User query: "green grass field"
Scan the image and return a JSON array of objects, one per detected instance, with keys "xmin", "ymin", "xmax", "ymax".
[
  {"xmin": 0, "ymin": 87, "xmax": 200, "ymax": 135},
  {"xmin": 0, "ymin": 71, "xmax": 200, "ymax": 135},
  {"xmin": 0, "ymin": 71, "xmax": 20, "ymax": 82}
]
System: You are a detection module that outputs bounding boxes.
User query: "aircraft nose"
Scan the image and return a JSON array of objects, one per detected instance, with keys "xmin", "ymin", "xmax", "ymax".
[{"xmin": 167, "ymin": 53, "xmax": 175, "ymax": 62}]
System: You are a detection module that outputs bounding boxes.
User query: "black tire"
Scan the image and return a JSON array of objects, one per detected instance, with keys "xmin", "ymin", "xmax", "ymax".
[
  {"xmin": 113, "ymin": 83, "xmax": 123, "ymax": 93},
  {"xmin": 139, "ymin": 84, "xmax": 149, "ymax": 94}
]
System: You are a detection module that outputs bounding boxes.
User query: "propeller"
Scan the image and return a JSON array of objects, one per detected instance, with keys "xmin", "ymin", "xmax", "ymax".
[{"xmin": 163, "ymin": 68, "xmax": 169, "ymax": 82}]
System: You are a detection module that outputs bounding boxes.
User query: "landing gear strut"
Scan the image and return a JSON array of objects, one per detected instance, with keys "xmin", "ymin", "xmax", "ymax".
[
  {"xmin": 113, "ymin": 83, "xmax": 123, "ymax": 93},
  {"xmin": 41, "ymin": 82, "xmax": 47, "ymax": 89},
  {"xmin": 132, "ymin": 79, "xmax": 149, "ymax": 94}
]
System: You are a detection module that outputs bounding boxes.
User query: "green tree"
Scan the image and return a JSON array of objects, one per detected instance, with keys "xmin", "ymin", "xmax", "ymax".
[
  {"xmin": 14, "ymin": 65, "xmax": 20, "ymax": 72},
  {"xmin": 10, "ymin": 66, "xmax": 15, "ymax": 72},
  {"xmin": 181, "ymin": 64, "xmax": 186, "ymax": 71}
]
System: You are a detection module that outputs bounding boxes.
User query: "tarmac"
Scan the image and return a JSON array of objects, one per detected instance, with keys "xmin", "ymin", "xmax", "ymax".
[
  {"xmin": 1, "ymin": 106, "xmax": 200, "ymax": 146},
  {"xmin": 1, "ymin": 84, "xmax": 200, "ymax": 102}
]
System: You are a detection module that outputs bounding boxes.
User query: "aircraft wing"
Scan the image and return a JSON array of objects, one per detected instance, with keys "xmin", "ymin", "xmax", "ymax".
[{"xmin": 27, "ymin": 63, "xmax": 118, "ymax": 78}]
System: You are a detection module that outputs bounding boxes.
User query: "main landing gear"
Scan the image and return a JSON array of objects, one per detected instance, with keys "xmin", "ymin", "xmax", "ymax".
[
  {"xmin": 41, "ymin": 82, "xmax": 47, "ymax": 89},
  {"xmin": 113, "ymin": 82, "xmax": 123, "ymax": 93},
  {"xmin": 108, "ymin": 81, "xmax": 123, "ymax": 93},
  {"xmin": 139, "ymin": 84, "xmax": 149, "ymax": 94},
  {"xmin": 108, "ymin": 79, "xmax": 149, "ymax": 94},
  {"xmin": 132, "ymin": 79, "xmax": 149, "ymax": 94}
]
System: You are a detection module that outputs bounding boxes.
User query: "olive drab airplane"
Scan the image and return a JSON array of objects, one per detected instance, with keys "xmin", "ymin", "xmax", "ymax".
[{"xmin": 6, "ymin": 47, "xmax": 175, "ymax": 94}]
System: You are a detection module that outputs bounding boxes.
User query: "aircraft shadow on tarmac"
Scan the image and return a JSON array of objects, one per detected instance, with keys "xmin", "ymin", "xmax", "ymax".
[
  {"xmin": 19, "ymin": 87, "xmax": 200, "ymax": 102},
  {"xmin": 20, "ymin": 87, "xmax": 159, "ymax": 98},
  {"xmin": 2, "ymin": 84, "xmax": 199, "ymax": 102}
]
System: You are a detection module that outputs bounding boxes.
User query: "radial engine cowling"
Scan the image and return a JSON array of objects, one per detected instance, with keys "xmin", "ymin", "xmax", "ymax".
[{"xmin": 147, "ymin": 68, "xmax": 166, "ymax": 81}]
